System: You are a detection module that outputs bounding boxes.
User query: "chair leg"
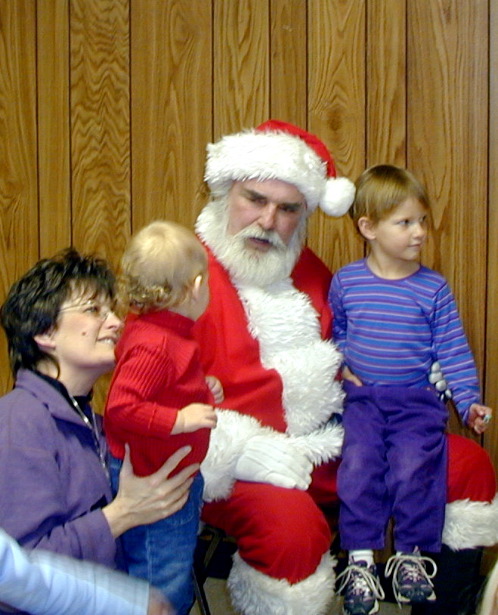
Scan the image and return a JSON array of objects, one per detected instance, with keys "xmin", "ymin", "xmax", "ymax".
[
  {"xmin": 192, "ymin": 525, "xmax": 229, "ymax": 614},
  {"xmin": 203, "ymin": 526, "xmax": 225, "ymax": 572},
  {"xmin": 192, "ymin": 565, "xmax": 211, "ymax": 615}
]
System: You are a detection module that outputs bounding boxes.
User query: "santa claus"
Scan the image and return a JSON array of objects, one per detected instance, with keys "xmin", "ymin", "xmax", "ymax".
[{"xmin": 192, "ymin": 120, "xmax": 498, "ymax": 615}]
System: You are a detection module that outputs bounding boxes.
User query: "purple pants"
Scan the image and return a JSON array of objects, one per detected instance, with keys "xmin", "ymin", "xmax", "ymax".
[{"xmin": 338, "ymin": 382, "xmax": 448, "ymax": 553}]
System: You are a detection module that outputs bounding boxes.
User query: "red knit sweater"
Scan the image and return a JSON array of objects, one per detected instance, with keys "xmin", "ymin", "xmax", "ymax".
[{"xmin": 104, "ymin": 310, "xmax": 213, "ymax": 476}]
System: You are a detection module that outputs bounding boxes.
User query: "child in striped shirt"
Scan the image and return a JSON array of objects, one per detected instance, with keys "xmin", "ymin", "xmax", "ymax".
[{"xmin": 330, "ymin": 164, "xmax": 492, "ymax": 615}]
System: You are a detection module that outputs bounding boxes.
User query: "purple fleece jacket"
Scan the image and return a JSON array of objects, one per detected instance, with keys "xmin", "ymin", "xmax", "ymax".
[{"xmin": 0, "ymin": 370, "xmax": 117, "ymax": 567}]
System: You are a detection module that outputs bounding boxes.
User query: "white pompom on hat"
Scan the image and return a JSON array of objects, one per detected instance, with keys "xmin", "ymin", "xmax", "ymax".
[{"xmin": 204, "ymin": 119, "xmax": 355, "ymax": 216}]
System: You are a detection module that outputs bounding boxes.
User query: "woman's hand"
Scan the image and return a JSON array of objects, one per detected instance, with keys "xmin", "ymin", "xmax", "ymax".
[
  {"xmin": 147, "ymin": 588, "xmax": 176, "ymax": 615},
  {"xmin": 103, "ymin": 446, "xmax": 199, "ymax": 538}
]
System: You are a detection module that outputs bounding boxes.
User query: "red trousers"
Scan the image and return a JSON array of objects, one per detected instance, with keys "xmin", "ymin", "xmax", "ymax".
[{"xmin": 447, "ymin": 433, "xmax": 496, "ymax": 501}]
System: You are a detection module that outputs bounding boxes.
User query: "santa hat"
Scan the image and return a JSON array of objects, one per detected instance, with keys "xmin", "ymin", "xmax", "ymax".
[{"xmin": 204, "ymin": 119, "xmax": 355, "ymax": 216}]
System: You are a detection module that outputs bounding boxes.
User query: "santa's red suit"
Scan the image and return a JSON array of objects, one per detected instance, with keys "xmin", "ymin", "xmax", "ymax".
[{"xmin": 193, "ymin": 244, "xmax": 498, "ymax": 615}]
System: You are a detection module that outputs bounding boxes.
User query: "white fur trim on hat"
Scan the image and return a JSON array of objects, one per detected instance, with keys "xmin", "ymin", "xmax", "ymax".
[{"xmin": 205, "ymin": 129, "xmax": 354, "ymax": 217}]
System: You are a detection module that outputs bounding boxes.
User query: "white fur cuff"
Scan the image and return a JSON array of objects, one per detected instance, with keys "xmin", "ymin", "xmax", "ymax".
[
  {"xmin": 201, "ymin": 409, "xmax": 269, "ymax": 502},
  {"xmin": 442, "ymin": 496, "xmax": 498, "ymax": 550},
  {"xmin": 227, "ymin": 551, "xmax": 336, "ymax": 615}
]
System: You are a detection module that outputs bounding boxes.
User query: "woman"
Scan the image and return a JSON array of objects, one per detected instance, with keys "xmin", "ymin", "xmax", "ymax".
[{"xmin": 0, "ymin": 248, "xmax": 198, "ymax": 574}]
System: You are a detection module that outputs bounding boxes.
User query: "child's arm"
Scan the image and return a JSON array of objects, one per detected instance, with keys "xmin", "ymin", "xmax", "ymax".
[
  {"xmin": 431, "ymin": 281, "xmax": 483, "ymax": 423},
  {"xmin": 467, "ymin": 403, "xmax": 493, "ymax": 435},
  {"xmin": 172, "ymin": 403, "xmax": 217, "ymax": 434},
  {"xmin": 328, "ymin": 272, "xmax": 348, "ymax": 354},
  {"xmin": 205, "ymin": 375, "xmax": 224, "ymax": 403},
  {"xmin": 106, "ymin": 346, "xmax": 180, "ymax": 438},
  {"xmin": 329, "ymin": 274, "xmax": 363, "ymax": 386}
]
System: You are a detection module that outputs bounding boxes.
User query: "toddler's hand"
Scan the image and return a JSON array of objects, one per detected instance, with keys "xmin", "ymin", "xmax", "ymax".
[
  {"xmin": 467, "ymin": 403, "xmax": 492, "ymax": 435},
  {"xmin": 205, "ymin": 375, "xmax": 224, "ymax": 403},
  {"xmin": 173, "ymin": 403, "xmax": 217, "ymax": 434}
]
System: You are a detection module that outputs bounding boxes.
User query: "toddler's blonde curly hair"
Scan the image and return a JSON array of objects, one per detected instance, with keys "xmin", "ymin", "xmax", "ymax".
[{"xmin": 120, "ymin": 220, "xmax": 207, "ymax": 313}]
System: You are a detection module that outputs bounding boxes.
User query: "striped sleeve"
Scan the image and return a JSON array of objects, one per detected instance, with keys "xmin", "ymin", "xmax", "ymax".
[{"xmin": 431, "ymin": 281, "xmax": 480, "ymax": 422}]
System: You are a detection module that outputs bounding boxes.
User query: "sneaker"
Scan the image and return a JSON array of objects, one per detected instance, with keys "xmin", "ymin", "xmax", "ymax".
[
  {"xmin": 336, "ymin": 561, "xmax": 385, "ymax": 615},
  {"xmin": 385, "ymin": 553, "xmax": 437, "ymax": 604}
]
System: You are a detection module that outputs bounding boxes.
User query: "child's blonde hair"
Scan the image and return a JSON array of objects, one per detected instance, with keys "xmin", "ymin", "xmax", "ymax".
[
  {"xmin": 350, "ymin": 164, "xmax": 430, "ymax": 226},
  {"xmin": 120, "ymin": 220, "xmax": 207, "ymax": 313}
]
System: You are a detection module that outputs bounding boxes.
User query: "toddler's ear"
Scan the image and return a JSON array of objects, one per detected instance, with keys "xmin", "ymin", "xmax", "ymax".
[
  {"xmin": 357, "ymin": 216, "xmax": 376, "ymax": 241},
  {"xmin": 191, "ymin": 274, "xmax": 203, "ymax": 301}
]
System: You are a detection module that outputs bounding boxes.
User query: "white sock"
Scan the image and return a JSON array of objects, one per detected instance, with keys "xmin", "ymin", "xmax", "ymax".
[{"xmin": 349, "ymin": 549, "xmax": 375, "ymax": 567}]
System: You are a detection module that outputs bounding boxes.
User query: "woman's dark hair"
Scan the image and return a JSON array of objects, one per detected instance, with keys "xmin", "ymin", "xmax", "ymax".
[{"xmin": 0, "ymin": 248, "xmax": 116, "ymax": 376}]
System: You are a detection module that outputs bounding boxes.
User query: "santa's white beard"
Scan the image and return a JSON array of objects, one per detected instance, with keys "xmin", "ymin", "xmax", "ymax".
[{"xmin": 195, "ymin": 197, "xmax": 306, "ymax": 286}]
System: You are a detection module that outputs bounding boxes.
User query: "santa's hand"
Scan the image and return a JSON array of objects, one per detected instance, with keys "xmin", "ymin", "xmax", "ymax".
[
  {"xmin": 235, "ymin": 435, "xmax": 313, "ymax": 490},
  {"xmin": 429, "ymin": 361, "xmax": 452, "ymax": 401}
]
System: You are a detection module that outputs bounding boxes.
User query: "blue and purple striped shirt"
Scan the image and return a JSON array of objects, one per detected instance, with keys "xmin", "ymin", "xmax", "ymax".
[{"xmin": 328, "ymin": 259, "xmax": 480, "ymax": 423}]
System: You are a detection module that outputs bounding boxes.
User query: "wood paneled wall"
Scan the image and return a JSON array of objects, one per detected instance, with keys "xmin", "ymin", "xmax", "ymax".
[{"xmin": 1, "ymin": 0, "xmax": 497, "ymax": 469}]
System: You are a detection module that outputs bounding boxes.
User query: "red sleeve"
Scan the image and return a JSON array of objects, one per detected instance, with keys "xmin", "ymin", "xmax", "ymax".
[{"xmin": 105, "ymin": 343, "xmax": 178, "ymax": 440}]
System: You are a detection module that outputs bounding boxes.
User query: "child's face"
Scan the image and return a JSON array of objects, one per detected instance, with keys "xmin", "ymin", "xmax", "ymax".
[{"xmin": 368, "ymin": 197, "xmax": 429, "ymax": 265}]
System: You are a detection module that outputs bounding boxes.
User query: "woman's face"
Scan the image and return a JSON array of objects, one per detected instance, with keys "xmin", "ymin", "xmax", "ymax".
[{"xmin": 47, "ymin": 290, "xmax": 122, "ymax": 391}]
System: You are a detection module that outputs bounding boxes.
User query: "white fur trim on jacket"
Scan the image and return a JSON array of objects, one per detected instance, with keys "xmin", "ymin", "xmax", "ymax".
[
  {"xmin": 236, "ymin": 280, "xmax": 344, "ymax": 437},
  {"xmin": 291, "ymin": 421, "xmax": 344, "ymax": 465},
  {"xmin": 201, "ymin": 409, "xmax": 272, "ymax": 502},
  {"xmin": 227, "ymin": 551, "xmax": 336, "ymax": 615},
  {"xmin": 442, "ymin": 496, "xmax": 498, "ymax": 550}
]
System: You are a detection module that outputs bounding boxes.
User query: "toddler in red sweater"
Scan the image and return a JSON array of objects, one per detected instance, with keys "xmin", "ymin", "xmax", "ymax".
[{"xmin": 105, "ymin": 220, "xmax": 219, "ymax": 615}]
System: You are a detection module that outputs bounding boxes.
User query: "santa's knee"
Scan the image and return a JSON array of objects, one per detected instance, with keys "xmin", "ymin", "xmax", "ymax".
[
  {"xmin": 237, "ymin": 497, "xmax": 332, "ymax": 583},
  {"xmin": 447, "ymin": 433, "xmax": 496, "ymax": 502},
  {"xmin": 444, "ymin": 434, "xmax": 498, "ymax": 550}
]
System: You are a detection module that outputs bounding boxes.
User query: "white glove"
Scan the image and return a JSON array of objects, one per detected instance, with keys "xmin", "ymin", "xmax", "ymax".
[
  {"xmin": 429, "ymin": 361, "xmax": 452, "ymax": 401},
  {"xmin": 234, "ymin": 435, "xmax": 313, "ymax": 490}
]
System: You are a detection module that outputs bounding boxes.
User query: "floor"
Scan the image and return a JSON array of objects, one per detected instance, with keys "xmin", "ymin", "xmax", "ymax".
[{"xmin": 189, "ymin": 577, "xmax": 409, "ymax": 614}]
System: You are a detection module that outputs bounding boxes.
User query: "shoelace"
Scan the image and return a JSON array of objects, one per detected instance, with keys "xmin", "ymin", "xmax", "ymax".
[
  {"xmin": 385, "ymin": 554, "xmax": 437, "ymax": 602},
  {"xmin": 336, "ymin": 563, "xmax": 386, "ymax": 601}
]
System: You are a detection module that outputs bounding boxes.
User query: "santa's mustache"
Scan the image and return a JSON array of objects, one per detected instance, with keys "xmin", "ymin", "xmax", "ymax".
[{"xmin": 235, "ymin": 225, "xmax": 287, "ymax": 251}]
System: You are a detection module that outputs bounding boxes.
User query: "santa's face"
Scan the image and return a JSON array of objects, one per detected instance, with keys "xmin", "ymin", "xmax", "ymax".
[
  {"xmin": 227, "ymin": 179, "xmax": 306, "ymax": 251},
  {"xmin": 195, "ymin": 179, "xmax": 308, "ymax": 287}
]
